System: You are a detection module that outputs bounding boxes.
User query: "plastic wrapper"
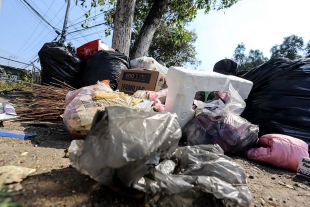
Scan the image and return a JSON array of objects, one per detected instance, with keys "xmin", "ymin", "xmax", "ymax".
[
  {"xmin": 81, "ymin": 50, "xmax": 130, "ymax": 90},
  {"xmin": 130, "ymin": 56, "xmax": 168, "ymax": 75},
  {"xmin": 182, "ymin": 113, "xmax": 259, "ymax": 154},
  {"xmin": 69, "ymin": 106, "xmax": 181, "ymax": 187},
  {"xmin": 134, "ymin": 145, "xmax": 252, "ymax": 207},
  {"xmin": 38, "ymin": 42, "xmax": 82, "ymax": 88},
  {"xmin": 133, "ymin": 89, "xmax": 168, "ymax": 112},
  {"xmin": 183, "ymin": 84, "xmax": 258, "ymax": 154},
  {"xmin": 0, "ymin": 102, "xmax": 19, "ymax": 121},
  {"xmin": 63, "ymin": 84, "xmax": 146, "ymax": 139}
]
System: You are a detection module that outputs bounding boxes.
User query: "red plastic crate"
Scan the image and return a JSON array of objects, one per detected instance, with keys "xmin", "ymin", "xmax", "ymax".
[{"xmin": 76, "ymin": 39, "xmax": 115, "ymax": 60}]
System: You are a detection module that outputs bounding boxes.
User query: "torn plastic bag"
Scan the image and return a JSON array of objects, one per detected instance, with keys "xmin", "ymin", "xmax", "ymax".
[
  {"xmin": 183, "ymin": 84, "xmax": 258, "ymax": 154},
  {"xmin": 194, "ymin": 84, "xmax": 246, "ymax": 117},
  {"xmin": 38, "ymin": 42, "xmax": 82, "ymax": 88},
  {"xmin": 134, "ymin": 145, "xmax": 252, "ymax": 207},
  {"xmin": 130, "ymin": 56, "xmax": 168, "ymax": 75},
  {"xmin": 69, "ymin": 106, "xmax": 181, "ymax": 187},
  {"xmin": 182, "ymin": 113, "xmax": 259, "ymax": 154},
  {"xmin": 81, "ymin": 50, "xmax": 130, "ymax": 90}
]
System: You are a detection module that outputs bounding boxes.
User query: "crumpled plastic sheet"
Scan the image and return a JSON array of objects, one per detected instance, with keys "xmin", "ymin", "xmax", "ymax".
[
  {"xmin": 182, "ymin": 113, "xmax": 259, "ymax": 154},
  {"xmin": 134, "ymin": 145, "xmax": 252, "ymax": 207},
  {"xmin": 69, "ymin": 106, "xmax": 182, "ymax": 187}
]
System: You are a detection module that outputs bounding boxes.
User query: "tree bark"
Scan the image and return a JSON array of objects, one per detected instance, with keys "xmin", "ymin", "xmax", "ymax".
[
  {"xmin": 112, "ymin": 0, "xmax": 136, "ymax": 56},
  {"xmin": 131, "ymin": 0, "xmax": 170, "ymax": 59}
]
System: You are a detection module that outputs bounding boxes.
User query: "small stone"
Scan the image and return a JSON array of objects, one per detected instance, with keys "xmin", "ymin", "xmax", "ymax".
[
  {"xmin": 271, "ymin": 177, "xmax": 276, "ymax": 180},
  {"xmin": 283, "ymin": 200, "xmax": 286, "ymax": 203},
  {"xmin": 72, "ymin": 190, "xmax": 76, "ymax": 193},
  {"xmin": 249, "ymin": 175, "xmax": 254, "ymax": 179},
  {"xmin": 260, "ymin": 198, "xmax": 265, "ymax": 205},
  {"xmin": 34, "ymin": 145, "xmax": 38, "ymax": 147},
  {"xmin": 269, "ymin": 197, "xmax": 275, "ymax": 201}
]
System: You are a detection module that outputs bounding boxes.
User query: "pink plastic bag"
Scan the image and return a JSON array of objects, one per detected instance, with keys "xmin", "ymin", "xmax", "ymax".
[{"xmin": 246, "ymin": 134, "xmax": 309, "ymax": 172}]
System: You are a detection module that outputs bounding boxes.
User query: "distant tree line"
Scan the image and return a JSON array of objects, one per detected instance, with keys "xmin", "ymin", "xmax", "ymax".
[{"xmin": 232, "ymin": 35, "xmax": 310, "ymax": 72}]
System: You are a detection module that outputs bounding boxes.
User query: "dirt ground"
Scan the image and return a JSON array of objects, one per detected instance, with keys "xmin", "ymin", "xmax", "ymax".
[{"xmin": 0, "ymin": 95, "xmax": 310, "ymax": 207}]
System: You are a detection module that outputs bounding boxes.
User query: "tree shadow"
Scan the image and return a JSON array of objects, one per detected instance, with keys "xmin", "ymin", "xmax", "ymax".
[
  {"xmin": 14, "ymin": 167, "xmax": 145, "ymax": 207},
  {"xmin": 20, "ymin": 121, "xmax": 73, "ymax": 150}
]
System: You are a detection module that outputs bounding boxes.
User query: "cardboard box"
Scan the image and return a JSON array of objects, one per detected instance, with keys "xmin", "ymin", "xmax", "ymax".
[
  {"xmin": 297, "ymin": 157, "xmax": 310, "ymax": 179},
  {"xmin": 117, "ymin": 69, "xmax": 166, "ymax": 94}
]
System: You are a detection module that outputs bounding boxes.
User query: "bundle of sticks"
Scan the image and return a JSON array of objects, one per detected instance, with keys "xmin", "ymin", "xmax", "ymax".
[{"xmin": 13, "ymin": 80, "xmax": 76, "ymax": 121}]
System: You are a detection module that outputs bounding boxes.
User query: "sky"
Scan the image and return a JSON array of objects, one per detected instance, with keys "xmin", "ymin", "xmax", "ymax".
[{"xmin": 0, "ymin": 0, "xmax": 310, "ymax": 72}]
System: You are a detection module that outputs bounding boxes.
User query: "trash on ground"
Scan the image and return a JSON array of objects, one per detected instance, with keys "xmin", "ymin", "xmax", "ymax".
[
  {"xmin": 0, "ymin": 102, "xmax": 19, "ymax": 121},
  {"xmin": 0, "ymin": 130, "xmax": 36, "ymax": 139},
  {"xmin": 81, "ymin": 50, "xmax": 130, "ymax": 90},
  {"xmin": 76, "ymin": 39, "xmax": 115, "ymax": 60},
  {"xmin": 117, "ymin": 69, "xmax": 167, "ymax": 95},
  {"xmin": 297, "ymin": 157, "xmax": 310, "ymax": 179},
  {"xmin": 69, "ymin": 106, "xmax": 181, "ymax": 187},
  {"xmin": 246, "ymin": 134, "xmax": 309, "ymax": 172},
  {"xmin": 0, "ymin": 165, "xmax": 36, "ymax": 184},
  {"xmin": 182, "ymin": 84, "xmax": 259, "ymax": 154},
  {"xmin": 130, "ymin": 56, "xmax": 168, "ymax": 75},
  {"xmin": 133, "ymin": 144, "xmax": 252, "ymax": 207},
  {"xmin": 164, "ymin": 66, "xmax": 253, "ymax": 128},
  {"xmin": 63, "ymin": 82, "xmax": 168, "ymax": 138},
  {"xmin": 38, "ymin": 42, "xmax": 82, "ymax": 89},
  {"xmin": 214, "ymin": 58, "xmax": 310, "ymax": 149}
]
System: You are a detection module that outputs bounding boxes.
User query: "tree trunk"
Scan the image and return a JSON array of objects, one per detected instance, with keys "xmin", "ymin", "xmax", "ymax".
[
  {"xmin": 112, "ymin": 0, "xmax": 136, "ymax": 56},
  {"xmin": 131, "ymin": 0, "xmax": 170, "ymax": 59}
]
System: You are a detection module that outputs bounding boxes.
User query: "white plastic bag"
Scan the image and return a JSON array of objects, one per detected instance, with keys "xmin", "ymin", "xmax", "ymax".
[{"xmin": 130, "ymin": 56, "xmax": 168, "ymax": 75}]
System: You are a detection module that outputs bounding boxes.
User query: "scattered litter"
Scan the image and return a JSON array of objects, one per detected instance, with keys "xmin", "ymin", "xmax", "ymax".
[
  {"xmin": 182, "ymin": 84, "xmax": 258, "ymax": 154},
  {"xmin": 134, "ymin": 145, "xmax": 252, "ymax": 207},
  {"xmin": 69, "ymin": 106, "xmax": 181, "ymax": 187},
  {"xmin": 0, "ymin": 165, "xmax": 36, "ymax": 184},
  {"xmin": 0, "ymin": 130, "xmax": 36, "ymax": 139},
  {"xmin": 278, "ymin": 181, "xmax": 295, "ymax": 189},
  {"xmin": 0, "ymin": 102, "xmax": 19, "ymax": 121},
  {"xmin": 247, "ymin": 134, "xmax": 309, "ymax": 172},
  {"xmin": 20, "ymin": 152, "xmax": 28, "ymax": 156}
]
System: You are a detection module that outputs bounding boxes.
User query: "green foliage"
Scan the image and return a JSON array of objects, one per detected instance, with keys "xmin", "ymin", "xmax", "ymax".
[
  {"xmin": 76, "ymin": 0, "xmax": 239, "ymax": 66},
  {"xmin": 146, "ymin": 23, "xmax": 201, "ymax": 67},
  {"xmin": 0, "ymin": 81, "xmax": 32, "ymax": 92},
  {"xmin": 270, "ymin": 35, "xmax": 304, "ymax": 60},
  {"xmin": 0, "ymin": 181, "xmax": 23, "ymax": 207},
  {"xmin": 304, "ymin": 40, "xmax": 310, "ymax": 57},
  {"xmin": 78, "ymin": 0, "xmax": 239, "ymax": 42},
  {"xmin": 232, "ymin": 43, "xmax": 268, "ymax": 71}
]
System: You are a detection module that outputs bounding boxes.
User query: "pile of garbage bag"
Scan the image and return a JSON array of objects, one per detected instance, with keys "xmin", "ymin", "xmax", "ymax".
[
  {"xmin": 63, "ymin": 82, "xmax": 168, "ymax": 138},
  {"xmin": 182, "ymin": 84, "xmax": 259, "ymax": 154},
  {"xmin": 134, "ymin": 145, "xmax": 252, "ymax": 207},
  {"xmin": 69, "ymin": 106, "xmax": 252, "ymax": 206},
  {"xmin": 69, "ymin": 106, "xmax": 181, "ymax": 187},
  {"xmin": 213, "ymin": 58, "xmax": 310, "ymax": 149},
  {"xmin": 81, "ymin": 50, "xmax": 131, "ymax": 90},
  {"xmin": 38, "ymin": 42, "xmax": 82, "ymax": 88}
]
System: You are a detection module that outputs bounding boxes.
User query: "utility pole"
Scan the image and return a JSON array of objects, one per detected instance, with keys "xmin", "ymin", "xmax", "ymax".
[{"xmin": 59, "ymin": 0, "xmax": 71, "ymax": 44}]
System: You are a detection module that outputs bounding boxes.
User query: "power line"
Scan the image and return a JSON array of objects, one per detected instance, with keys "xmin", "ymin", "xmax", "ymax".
[
  {"xmin": 16, "ymin": 1, "xmax": 56, "ymax": 56},
  {"xmin": 20, "ymin": 0, "xmax": 61, "ymax": 35},
  {"xmin": 67, "ymin": 21, "xmax": 107, "ymax": 35}
]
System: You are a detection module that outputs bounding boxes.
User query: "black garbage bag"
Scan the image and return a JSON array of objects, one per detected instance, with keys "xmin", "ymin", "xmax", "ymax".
[
  {"xmin": 213, "ymin": 59, "xmax": 238, "ymax": 75},
  {"xmin": 38, "ymin": 42, "xmax": 82, "ymax": 88},
  {"xmin": 81, "ymin": 50, "xmax": 130, "ymax": 90},
  {"xmin": 239, "ymin": 58, "xmax": 310, "ymax": 148},
  {"xmin": 133, "ymin": 145, "xmax": 252, "ymax": 207}
]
